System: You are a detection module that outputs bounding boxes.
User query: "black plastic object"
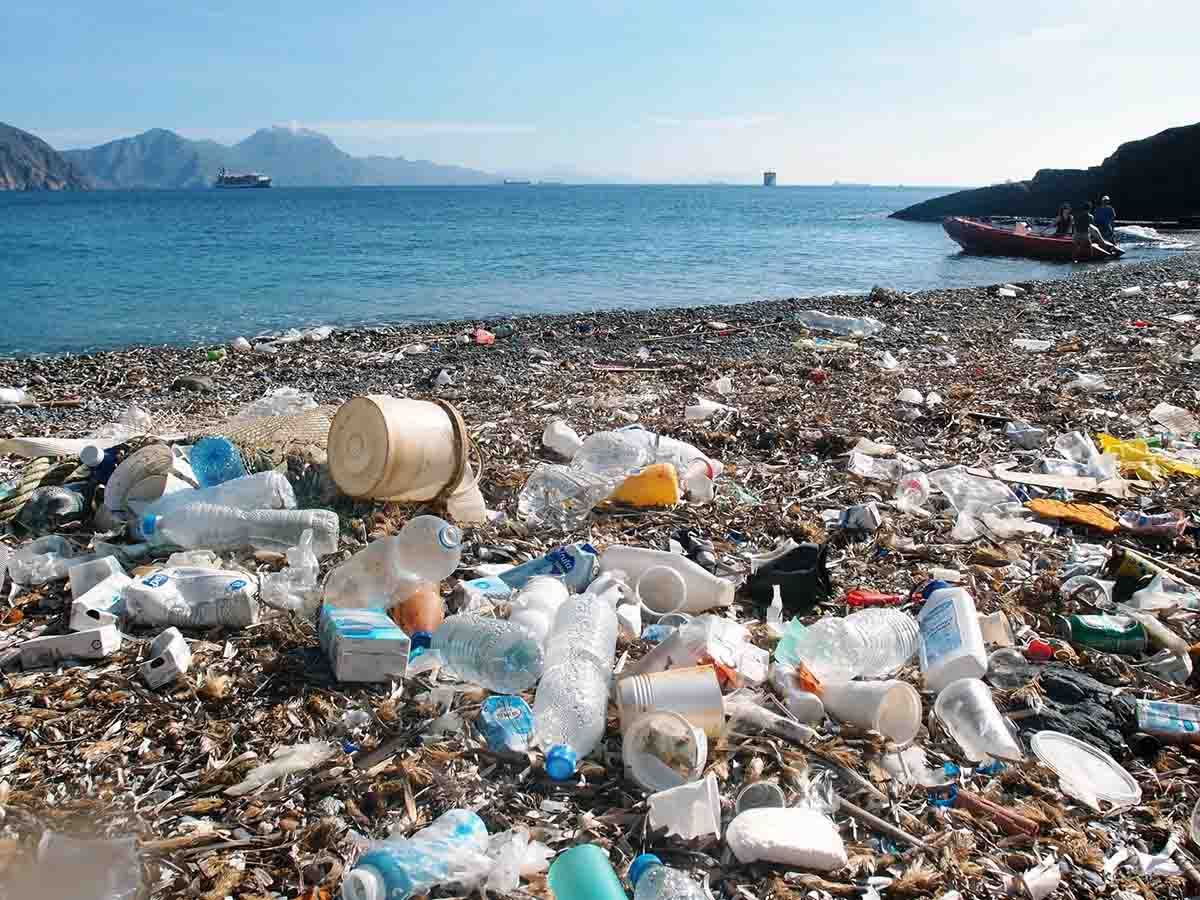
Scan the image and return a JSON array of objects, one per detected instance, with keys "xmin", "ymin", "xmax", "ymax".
[{"xmin": 749, "ymin": 542, "xmax": 832, "ymax": 613}]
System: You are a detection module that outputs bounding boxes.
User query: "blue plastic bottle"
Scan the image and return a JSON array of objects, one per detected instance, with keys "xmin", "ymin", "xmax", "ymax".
[{"xmin": 342, "ymin": 809, "xmax": 490, "ymax": 900}]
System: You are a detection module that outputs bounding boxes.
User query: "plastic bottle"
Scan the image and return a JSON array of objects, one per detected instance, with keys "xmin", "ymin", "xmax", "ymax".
[
  {"xmin": 519, "ymin": 431, "xmax": 653, "ymax": 528},
  {"xmin": 615, "ymin": 427, "xmax": 723, "ymax": 480},
  {"xmin": 610, "ymin": 463, "xmax": 680, "ymax": 507},
  {"xmin": 389, "ymin": 582, "xmax": 445, "ymax": 647},
  {"xmin": 534, "ymin": 590, "xmax": 619, "ymax": 779},
  {"xmin": 844, "ymin": 608, "xmax": 920, "ymax": 677},
  {"xmin": 507, "ymin": 576, "xmax": 570, "ymax": 645},
  {"xmin": 123, "ymin": 566, "xmax": 260, "ymax": 628},
  {"xmin": 342, "ymin": 809, "xmax": 492, "ymax": 900},
  {"xmin": 774, "ymin": 618, "xmax": 865, "ymax": 683},
  {"xmin": 139, "ymin": 471, "xmax": 296, "ymax": 524},
  {"xmin": 628, "ymin": 855, "xmax": 708, "ymax": 900},
  {"xmin": 598, "ymin": 546, "xmax": 735, "ymax": 613},
  {"xmin": 917, "ymin": 586, "xmax": 988, "ymax": 693},
  {"xmin": 142, "ymin": 504, "xmax": 339, "ymax": 555},
  {"xmin": 324, "ymin": 516, "xmax": 463, "ymax": 609},
  {"xmin": 548, "ymin": 844, "xmax": 629, "ymax": 900},
  {"xmin": 189, "ymin": 436, "xmax": 248, "ymax": 487},
  {"xmin": 431, "ymin": 614, "xmax": 544, "ymax": 693}
]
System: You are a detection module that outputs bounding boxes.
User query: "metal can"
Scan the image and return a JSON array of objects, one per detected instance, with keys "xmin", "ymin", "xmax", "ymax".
[{"xmin": 1055, "ymin": 614, "xmax": 1147, "ymax": 655}]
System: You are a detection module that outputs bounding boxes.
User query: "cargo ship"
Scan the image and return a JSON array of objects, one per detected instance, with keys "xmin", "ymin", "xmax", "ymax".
[{"xmin": 214, "ymin": 167, "xmax": 271, "ymax": 189}]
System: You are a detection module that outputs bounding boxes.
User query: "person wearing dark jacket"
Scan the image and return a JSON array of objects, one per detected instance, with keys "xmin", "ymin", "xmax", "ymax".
[
  {"xmin": 1073, "ymin": 201, "xmax": 1118, "ymax": 261},
  {"xmin": 1095, "ymin": 196, "xmax": 1117, "ymax": 242}
]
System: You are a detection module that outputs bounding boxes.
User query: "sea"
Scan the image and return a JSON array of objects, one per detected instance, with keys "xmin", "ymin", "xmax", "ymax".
[{"xmin": 0, "ymin": 185, "xmax": 1191, "ymax": 357}]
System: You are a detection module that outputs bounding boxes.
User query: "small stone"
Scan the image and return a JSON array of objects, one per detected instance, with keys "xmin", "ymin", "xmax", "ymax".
[
  {"xmin": 172, "ymin": 375, "xmax": 215, "ymax": 393},
  {"xmin": 253, "ymin": 550, "xmax": 286, "ymax": 569}
]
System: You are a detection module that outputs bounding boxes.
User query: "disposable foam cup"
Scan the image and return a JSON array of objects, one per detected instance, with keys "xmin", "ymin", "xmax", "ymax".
[
  {"xmin": 647, "ymin": 772, "xmax": 721, "ymax": 840},
  {"xmin": 820, "ymin": 679, "xmax": 922, "ymax": 744},
  {"xmin": 623, "ymin": 709, "xmax": 707, "ymax": 793},
  {"xmin": 636, "ymin": 565, "xmax": 688, "ymax": 620},
  {"xmin": 615, "ymin": 664, "xmax": 725, "ymax": 738}
]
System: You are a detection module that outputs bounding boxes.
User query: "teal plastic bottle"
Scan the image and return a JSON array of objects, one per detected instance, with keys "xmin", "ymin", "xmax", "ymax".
[{"xmin": 548, "ymin": 844, "xmax": 629, "ymax": 900}]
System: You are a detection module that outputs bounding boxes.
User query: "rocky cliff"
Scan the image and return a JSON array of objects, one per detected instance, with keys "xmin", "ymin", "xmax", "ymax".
[
  {"xmin": 892, "ymin": 122, "xmax": 1200, "ymax": 222},
  {"xmin": 63, "ymin": 128, "xmax": 210, "ymax": 189},
  {"xmin": 0, "ymin": 123, "xmax": 89, "ymax": 190}
]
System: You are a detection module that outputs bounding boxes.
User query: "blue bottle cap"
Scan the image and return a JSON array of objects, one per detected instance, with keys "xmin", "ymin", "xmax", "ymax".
[
  {"xmin": 545, "ymin": 744, "xmax": 578, "ymax": 781},
  {"xmin": 628, "ymin": 853, "xmax": 662, "ymax": 887},
  {"xmin": 142, "ymin": 514, "xmax": 160, "ymax": 537},
  {"xmin": 922, "ymin": 579, "xmax": 951, "ymax": 598},
  {"xmin": 438, "ymin": 524, "xmax": 463, "ymax": 551},
  {"xmin": 410, "ymin": 631, "xmax": 432, "ymax": 650}
]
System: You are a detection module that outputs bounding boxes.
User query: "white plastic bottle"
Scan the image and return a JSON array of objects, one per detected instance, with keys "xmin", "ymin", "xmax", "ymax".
[
  {"xmin": 431, "ymin": 614, "xmax": 545, "ymax": 693},
  {"xmin": 534, "ymin": 589, "xmax": 619, "ymax": 779},
  {"xmin": 629, "ymin": 854, "xmax": 708, "ymax": 900},
  {"xmin": 918, "ymin": 586, "xmax": 987, "ymax": 693},
  {"xmin": 598, "ymin": 546, "xmax": 734, "ymax": 612},
  {"xmin": 139, "ymin": 471, "xmax": 296, "ymax": 523},
  {"xmin": 324, "ymin": 516, "xmax": 462, "ymax": 609},
  {"xmin": 507, "ymin": 576, "xmax": 570, "ymax": 645},
  {"xmin": 142, "ymin": 504, "xmax": 339, "ymax": 555}
]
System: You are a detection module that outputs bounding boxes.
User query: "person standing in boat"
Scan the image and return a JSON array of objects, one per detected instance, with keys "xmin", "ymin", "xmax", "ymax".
[
  {"xmin": 1072, "ymin": 201, "xmax": 1118, "ymax": 261},
  {"xmin": 1053, "ymin": 204, "xmax": 1073, "ymax": 236},
  {"xmin": 1094, "ymin": 195, "xmax": 1117, "ymax": 243}
]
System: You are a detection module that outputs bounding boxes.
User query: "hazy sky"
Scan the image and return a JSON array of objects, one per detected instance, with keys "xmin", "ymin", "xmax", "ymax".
[{"xmin": 5, "ymin": 0, "xmax": 1197, "ymax": 184}]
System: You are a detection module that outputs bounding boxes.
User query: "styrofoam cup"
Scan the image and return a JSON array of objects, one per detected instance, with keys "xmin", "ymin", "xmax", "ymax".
[
  {"xmin": 615, "ymin": 664, "xmax": 725, "ymax": 738},
  {"xmin": 820, "ymin": 679, "xmax": 922, "ymax": 744},
  {"xmin": 623, "ymin": 710, "xmax": 707, "ymax": 793},
  {"xmin": 647, "ymin": 772, "xmax": 721, "ymax": 840},
  {"xmin": 636, "ymin": 566, "xmax": 688, "ymax": 619}
]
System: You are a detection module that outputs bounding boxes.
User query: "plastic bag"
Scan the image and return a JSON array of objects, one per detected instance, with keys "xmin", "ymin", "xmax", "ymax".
[
  {"xmin": 234, "ymin": 387, "xmax": 318, "ymax": 420},
  {"xmin": 1054, "ymin": 431, "xmax": 1117, "ymax": 480},
  {"xmin": 486, "ymin": 829, "xmax": 553, "ymax": 893},
  {"xmin": 8, "ymin": 535, "xmax": 76, "ymax": 585},
  {"xmin": 225, "ymin": 741, "xmax": 336, "ymax": 796},
  {"xmin": 1098, "ymin": 433, "xmax": 1200, "ymax": 480},
  {"xmin": 261, "ymin": 530, "xmax": 321, "ymax": 616}
]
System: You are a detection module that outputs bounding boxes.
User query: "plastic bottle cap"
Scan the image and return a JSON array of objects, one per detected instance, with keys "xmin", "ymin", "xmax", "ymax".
[
  {"xmin": 142, "ymin": 514, "xmax": 160, "ymax": 537},
  {"xmin": 545, "ymin": 744, "xmax": 578, "ymax": 781},
  {"xmin": 80, "ymin": 445, "xmax": 105, "ymax": 468},
  {"xmin": 628, "ymin": 853, "xmax": 662, "ymax": 887},
  {"xmin": 410, "ymin": 631, "xmax": 432, "ymax": 650},
  {"xmin": 438, "ymin": 524, "xmax": 463, "ymax": 551},
  {"xmin": 341, "ymin": 867, "xmax": 384, "ymax": 900},
  {"xmin": 921, "ymin": 579, "xmax": 951, "ymax": 598}
]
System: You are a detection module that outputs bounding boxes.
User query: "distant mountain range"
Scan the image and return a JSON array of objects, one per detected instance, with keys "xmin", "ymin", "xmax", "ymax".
[
  {"xmin": 0, "ymin": 122, "xmax": 89, "ymax": 190},
  {"xmin": 57, "ymin": 125, "xmax": 499, "ymax": 189}
]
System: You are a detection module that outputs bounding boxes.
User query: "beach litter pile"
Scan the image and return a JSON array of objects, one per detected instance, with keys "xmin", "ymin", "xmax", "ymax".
[{"xmin": 1, "ymin": 257, "xmax": 1200, "ymax": 899}]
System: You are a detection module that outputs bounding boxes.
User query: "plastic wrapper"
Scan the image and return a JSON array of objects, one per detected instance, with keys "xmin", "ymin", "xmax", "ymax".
[
  {"xmin": 8, "ymin": 535, "xmax": 76, "ymax": 585},
  {"xmin": 485, "ymin": 829, "xmax": 553, "ymax": 894},
  {"xmin": 233, "ymin": 387, "xmax": 318, "ymax": 420},
  {"xmin": 225, "ymin": 741, "xmax": 336, "ymax": 796},
  {"xmin": 1098, "ymin": 433, "xmax": 1200, "ymax": 480},
  {"xmin": 261, "ymin": 529, "xmax": 321, "ymax": 616}
]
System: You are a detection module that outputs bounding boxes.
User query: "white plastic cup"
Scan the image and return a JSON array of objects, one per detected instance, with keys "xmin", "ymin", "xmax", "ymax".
[
  {"xmin": 657, "ymin": 612, "xmax": 692, "ymax": 630},
  {"xmin": 819, "ymin": 680, "xmax": 922, "ymax": 744},
  {"xmin": 615, "ymin": 664, "xmax": 725, "ymax": 738},
  {"xmin": 735, "ymin": 781, "xmax": 787, "ymax": 814},
  {"xmin": 635, "ymin": 566, "xmax": 688, "ymax": 620},
  {"xmin": 647, "ymin": 772, "xmax": 721, "ymax": 840},
  {"xmin": 934, "ymin": 677, "xmax": 1024, "ymax": 762},
  {"xmin": 622, "ymin": 710, "xmax": 707, "ymax": 793}
]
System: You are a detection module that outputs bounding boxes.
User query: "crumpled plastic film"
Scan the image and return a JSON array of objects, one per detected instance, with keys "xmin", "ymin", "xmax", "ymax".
[{"xmin": 1098, "ymin": 433, "xmax": 1200, "ymax": 481}]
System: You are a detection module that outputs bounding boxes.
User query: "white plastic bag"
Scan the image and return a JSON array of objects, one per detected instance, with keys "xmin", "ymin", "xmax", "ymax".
[{"xmin": 225, "ymin": 741, "xmax": 336, "ymax": 796}]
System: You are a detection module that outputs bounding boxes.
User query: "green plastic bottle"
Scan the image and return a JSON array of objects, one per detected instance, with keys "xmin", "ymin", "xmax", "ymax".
[
  {"xmin": 548, "ymin": 844, "xmax": 629, "ymax": 900},
  {"xmin": 1056, "ymin": 614, "xmax": 1147, "ymax": 655}
]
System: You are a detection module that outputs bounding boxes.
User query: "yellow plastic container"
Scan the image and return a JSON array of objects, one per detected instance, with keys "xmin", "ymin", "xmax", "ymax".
[{"xmin": 611, "ymin": 463, "xmax": 680, "ymax": 507}]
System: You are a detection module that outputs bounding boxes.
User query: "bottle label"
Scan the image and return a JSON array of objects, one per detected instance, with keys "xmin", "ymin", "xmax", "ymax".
[
  {"xmin": 921, "ymin": 597, "xmax": 963, "ymax": 667},
  {"xmin": 1137, "ymin": 699, "xmax": 1200, "ymax": 738},
  {"xmin": 1065, "ymin": 615, "xmax": 1146, "ymax": 653}
]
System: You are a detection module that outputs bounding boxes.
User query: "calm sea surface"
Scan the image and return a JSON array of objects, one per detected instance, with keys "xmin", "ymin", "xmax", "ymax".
[{"xmin": 0, "ymin": 185, "xmax": 1185, "ymax": 356}]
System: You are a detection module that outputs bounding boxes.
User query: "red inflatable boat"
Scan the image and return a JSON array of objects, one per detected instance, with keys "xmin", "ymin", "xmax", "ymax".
[{"xmin": 943, "ymin": 216, "xmax": 1122, "ymax": 261}]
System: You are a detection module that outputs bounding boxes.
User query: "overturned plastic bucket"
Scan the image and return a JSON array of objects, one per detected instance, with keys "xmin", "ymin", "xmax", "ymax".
[{"xmin": 328, "ymin": 396, "xmax": 486, "ymax": 523}]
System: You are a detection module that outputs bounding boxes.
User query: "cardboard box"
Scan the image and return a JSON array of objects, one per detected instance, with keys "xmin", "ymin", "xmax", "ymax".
[{"xmin": 319, "ymin": 607, "xmax": 410, "ymax": 683}]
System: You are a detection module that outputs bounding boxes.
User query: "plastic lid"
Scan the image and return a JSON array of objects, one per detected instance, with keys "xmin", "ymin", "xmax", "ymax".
[
  {"xmin": 341, "ymin": 867, "xmax": 384, "ymax": 900},
  {"xmin": 141, "ymin": 514, "xmax": 160, "ymax": 537},
  {"xmin": 545, "ymin": 744, "xmax": 578, "ymax": 781},
  {"xmin": 1030, "ymin": 730, "xmax": 1142, "ymax": 807},
  {"xmin": 628, "ymin": 853, "xmax": 662, "ymax": 887},
  {"xmin": 438, "ymin": 524, "xmax": 463, "ymax": 551},
  {"xmin": 922, "ymin": 579, "xmax": 951, "ymax": 598},
  {"xmin": 410, "ymin": 631, "xmax": 432, "ymax": 650}
]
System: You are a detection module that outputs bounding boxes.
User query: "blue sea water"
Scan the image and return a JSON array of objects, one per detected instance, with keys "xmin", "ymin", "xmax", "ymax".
[{"xmin": 0, "ymin": 185, "xmax": 1186, "ymax": 356}]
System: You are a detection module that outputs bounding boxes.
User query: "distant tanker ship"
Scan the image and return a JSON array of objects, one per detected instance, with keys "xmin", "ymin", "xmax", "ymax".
[{"xmin": 214, "ymin": 167, "xmax": 272, "ymax": 188}]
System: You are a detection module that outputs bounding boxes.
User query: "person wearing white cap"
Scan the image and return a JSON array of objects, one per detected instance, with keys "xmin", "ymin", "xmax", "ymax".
[{"xmin": 1095, "ymin": 195, "xmax": 1117, "ymax": 243}]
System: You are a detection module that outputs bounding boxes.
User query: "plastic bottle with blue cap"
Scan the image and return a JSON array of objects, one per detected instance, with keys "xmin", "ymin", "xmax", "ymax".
[
  {"xmin": 628, "ymin": 854, "xmax": 709, "ymax": 900},
  {"xmin": 533, "ymin": 581, "xmax": 619, "ymax": 780}
]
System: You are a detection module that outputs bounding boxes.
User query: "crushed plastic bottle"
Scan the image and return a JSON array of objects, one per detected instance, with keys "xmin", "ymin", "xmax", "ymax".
[
  {"xmin": 534, "ymin": 586, "xmax": 619, "ymax": 779},
  {"xmin": 123, "ymin": 566, "xmax": 260, "ymax": 628},
  {"xmin": 518, "ymin": 430, "xmax": 652, "ymax": 529},
  {"xmin": 324, "ymin": 516, "xmax": 462, "ymax": 610},
  {"xmin": 796, "ymin": 310, "xmax": 885, "ymax": 337},
  {"xmin": 143, "ymin": 504, "xmax": 339, "ymax": 555},
  {"xmin": 775, "ymin": 618, "xmax": 864, "ymax": 683},
  {"xmin": 628, "ymin": 854, "xmax": 709, "ymax": 900},
  {"xmin": 137, "ymin": 471, "xmax": 296, "ymax": 525},
  {"xmin": 431, "ymin": 615, "xmax": 544, "ymax": 693},
  {"xmin": 342, "ymin": 809, "xmax": 493, "ymax": 900}
]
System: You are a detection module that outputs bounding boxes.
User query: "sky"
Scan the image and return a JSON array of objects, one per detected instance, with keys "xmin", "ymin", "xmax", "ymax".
[{"xmin": 4, "ymin": 0, "xmax": 1198, "ymax": 184}]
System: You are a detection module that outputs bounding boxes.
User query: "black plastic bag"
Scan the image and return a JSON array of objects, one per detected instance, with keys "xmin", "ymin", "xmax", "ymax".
[{"xmin": 749, "ymin": 542, "xmax": 832, "ymax": 613}]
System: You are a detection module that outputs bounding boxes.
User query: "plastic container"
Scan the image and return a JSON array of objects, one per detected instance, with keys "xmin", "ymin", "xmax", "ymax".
[
  {"xmin": 140, "ymin": 627, "xmax": 192, "ymax": 689},
  {"xmin": 137, "ymin": 471, "xmax": 296, "ymax": 524},
  {"xmin": 647, "ymin": 773, "xmax": 721, "ymax": 840},
  {"xmin": 845, "ymin": 608, "xmax": 920, "ymax": 677},
  {"xmin": 934, "ymin": 677, "xmax": 1024, "ymax": 762},
  {"xmin": 547, "ymin": 844, "xmax": 629, "ymax": 900},
  {"xmin": 599, "ymin": 546, "xmax": 734, "ymax": 612},
  {"xmin": 615, "ymin": 665, "xmax": 725, "ymax": 738},
  {"xmin": 431, "ymin": 614, "xmax": 544, "ymax": 693},
  {"xmin": 774, "ymin": 617, "xmax": 865, "ymax": 684},
  {"xmin": 542, "ymin": 420, "xmax": 584, "ymax": 459},
  {"xmin": 507, "ymin": 576, "xmax": 570, "ymax": 645},
  {"xmin": 342, "ymin": 809, "xmax": 492, "ymax": 900},
  {"xmin": 534, "ymin": 589, "xmax": 619, "ymax": 779},
  {"xmin": 634, "ymin": 566, "xmax": 688, "ymax": 619},
  {"xmin": 622, "ymin": 710, "xmax": 707, "ymax": 792},
  {"xmin": 819, "ymin": 680, "xmax": 922, "ymax": 744},
  {"xmin": 327, "ymin": 396, "xmax": 487, "ymax": 523},
  {"xmin": 324, "ymin": 515, "xmax": 462, "ymax": 610},
  {"xmin": 628, "ymin": 854, "xmax": 708, "ymax": 900},
  {"xmin": 388, "ymin": 583, "xmax": 444, "ymax": 647},
  {"xmin": 189, "ymin": 436, "xmax": 247, "ymax": 487},
  {"xmin": 143, "ymin": 504, "xmax": 339, "ymax": 555},
  {"xmin": 68, "ymin": 555, "xmax": 125, "ymax": 599},
  {"xmin": 917, "ymin": 587, "xmax": 988, "ymax": 693},
  {"xmin": 610, "ymin": 463, "xmax": 680, "ymax": 507},
  {"xmin": 123, "ymin": 566, "xmax": 260, "ymax": 628},
  {"xmin": 321, "ymin": 607, "xmax": 412, "ymax": 682}
]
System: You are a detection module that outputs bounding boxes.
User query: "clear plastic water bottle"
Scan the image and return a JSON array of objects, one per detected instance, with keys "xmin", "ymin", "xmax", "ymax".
[
  {"xmin": 534, "ymin": 591, "xmax": 618, "ymax": 779},
  {"xmin": 774, "ymin": 617, "xmax": 865, "ymax": 683},
  {"xmin": 507, "ymin": 576, "xmax": 570, "ymax": 645},
  {"xmin": 519, "ymin": 431, "xmax": 652, "ymax": 529},
  {"xmin": 431, "ymin": 614, "xmax": 544, "ymax": 693},
  {"xmin": 629, "ymin": 854, "xmax": 709, "ymax": 900},
  {"xmin": 142, "ymin": 504, "xmax": 339, "ymax": 555},
  {"xmin": 189, "ymin": 436, "xmax": 248, "ymax": 487},
  {"xmin": 844, "ymin": 608, "xmax": 920, "ymax": 677},
  {"xmin": 323, "ymin": 515, "xmax": 463, "ymax": 609},
  {"xmin": 342, "ymin": 809, "xmax": 491, "ymax": 900},
  {"xmin": 140, "ymin": 471, "xmax": 296, "ymax": 525}
]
